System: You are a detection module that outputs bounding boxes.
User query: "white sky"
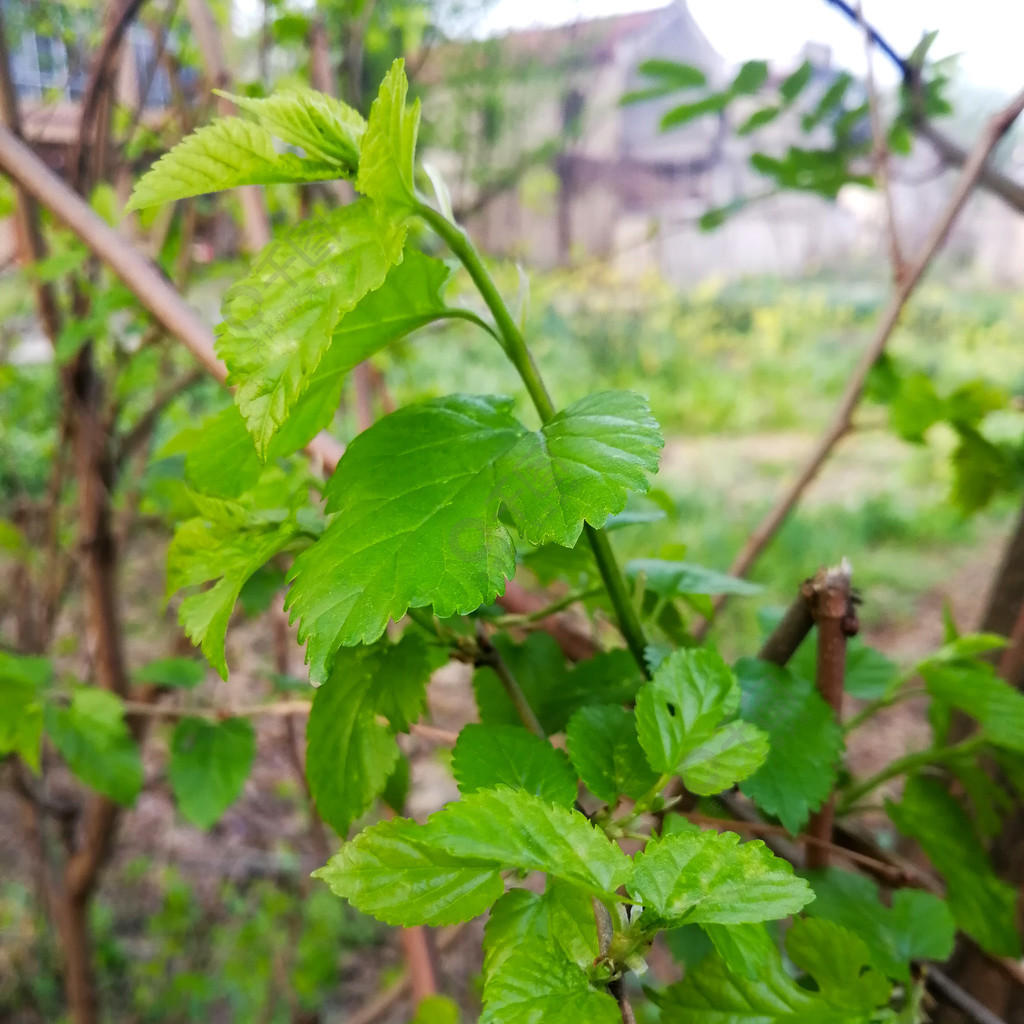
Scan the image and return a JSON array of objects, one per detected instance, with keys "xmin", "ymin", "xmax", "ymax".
[{"xmin": 482, "ymin": 0, "xmax": 1024, "ymax": 92}]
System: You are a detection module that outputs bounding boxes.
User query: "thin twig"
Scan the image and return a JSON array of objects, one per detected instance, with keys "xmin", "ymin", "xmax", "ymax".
[
  {"xmin": 474, "ymin": 621, "xmax": 547, "ymax": 738},
  {"xmin": 926, "ymin": 966, "xmax": 1010, "ymax": 1024},
  {"xmin": 756, "ymin": 588, "xmax": 815, "ymax": 665},
  {"xmin": 714, "ymin": 86, "xmax": 1024, "ymax": 603},
  {"xmin": 114, "ymin": 368, "xmax": 204, "ymax": 467}
]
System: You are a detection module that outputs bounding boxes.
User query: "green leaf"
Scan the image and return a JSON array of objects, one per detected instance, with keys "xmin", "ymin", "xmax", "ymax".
[
  {"xmin": 168, "ymin": 716, "xmax": 255, "ymax": 829},
  {"xmin": 789, "ymin": 634, "xmax": 897, "ymax": 700},
  {"xmin": 785, "ymin": 918, "xmax": 892, "ymax": 1012},
  {"xmin": 566, "ymin": 704, "xmax": 659, "ymax": 803},
  {"xmin": 661, "ymin": 93, "xmax": 730, "ymax": 130},
  {"xmin": 622, "ymin": 60, "xmax": 706, "ymax": 104},
  {"xmin": 484, "ymin": 881, "xmax": 598, "ymax": 979},
  {"xmin": 0, "ymin": 652, "xmax": 50, "ymax": 771},
  {"xmin": 44, "ymin": 689, "xmax": 143, "ymax": 805},
  {"xmin": 951, "ymin": 426, "xmax": 1011, "ymax": 513},
  {"xmin": 805, "ymin": 867, "xmax": 955, "ymax": 981},
  {"xmin": 451, "ymin": 724, "xmax": 577, "ymax": 807},
  {"xmin": 217, "ymin": 200, "xmax": 406, "ymax": 456},
  {"xmin": 920, "ymin": 659, "xmax": 1024, "ymax": 752},
  {"xmin": 133, "ymin": 657, "xmax": 205, "ymax": 689},
  {"xmin": 408, "ymin": 995, "xmax": 459, "ymax": 1024},
  {"xmin": 481, "ymin": 946, "xmax": 619, "ymax": 1024},
  {"xmin": 287, "ymin": 394, "xmax": 522, "ymax": 678},
  {"xmin": 736, "ymin": 658, "xmax": 843, "ymax": 834},
  {"xmin": 889, "ymin": 371, "xmax": 945, "ymax": 442},
  {"xmin": 780, "ymin": 61, "xmax": 813, "ymax": 103},
  {"xmin": 702, "ymin": 922, "xmax": 777, "ymax": 980},
  {"xmin": 287, "ymin": 393, "xmax": 659, "ymax": 677},
  {"xmin": 128, "ymin": 117, "xmax": 342, "ymax": 210},
  {"xmin": 219, "ymin": 88, "xmax": 365, "ymax": 169},
  {"xmin": 313, "ymin": 816, "xmax": 504, "ymax": 926},
  {"xmin": 306, "ymin": 635, "xmax": 431, "ymax": 835},
  {"xmin": 167, "ymin": 500, "xmax": 299, "ymax": 679},
  {"xmin": 630, "ymin": 829, "xmax": 813, "ymax": 925},
  {"xmin": 635, "ymin": 649, "xmax": 768, "ymax": 793},
  {"xmin": 626, "ymin": 559, "xmax": 761, "ymax": 598},
  {"xmin": 738, "ymin": 106, "xmax": 780, "ymax": 134},
  {"xmin": 422, "ymin": 788, "xmax": 631, "ymax": 897},
  {"xmin": 887, "ymin": 776, "xmax": 1020, "ymax": 956},
  {"xmin": 731, "ymin": 61, "xmax": 769, "ymax": 95},
  {"xmin": 499, "ymin": 391, "xmax": 663, "ymax": 547},
  {"xmin": 356, "ymin": 58, "xmax": 420, "ymax": 211}
]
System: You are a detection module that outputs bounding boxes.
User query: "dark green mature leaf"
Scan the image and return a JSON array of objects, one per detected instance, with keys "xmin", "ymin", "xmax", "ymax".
[
  {"xmin": 220, "ymin": 88, "xmax": 365, "ymax": 169},
  {"xmin": 780, "ymin": 61, "xmax": 813, "ymax": 103},
  {"xmin": 730, "ymin": 60, "xmax": 769, "ymax": 95},
  {"xmin": 313, "ymin": 817, "xmax": 504, "ymax": 926},
  {"xmin": 127, "ymin": 117, "xmax": 341, "ymax": 210},
  {"xmin": 789, "ymin": 633, "xmax": 897, "ymax": 700},
  {"xmin": 0, "ymin": 651, "xmax": 50, "ymax": 771},
  {"xmin": 306, "ymin": 635, "xmax": 431, "ymax": 834},
  {"xmin": 423, "ymin": 788, "xmax": 631, "ymax": 896},
  {"xmin": 451, "ymin": 724, "xmax": 577, "ymax": 807},
  {"xmin": 921, "ymin": 659, "xmax": 1024, "ymax": 752},
  {"xmin": 481, "ymin": 946, "xmax": 619, "ymax": 1024},
  {"xmin": 785, "ymin": 918, "xmax": 892, "ymax": 1012},
  {"xmin": 737, "ymin": 658, "xmax": 843, "ymax": 834},
  {"xmin": 701, "ymin": 923, "xmax": 777, "ymax": 980},
  {"xmin": 288, "ymin": 392, "xmax": 660, "ymax": 678},
  {"xmin": 45, "ymin": 690, "xmax": 143, "ymax": 805},
  {"xmin": 630, "ymin": 830, "xmax": 813, "ymax": 925},
  {"xmin": 168, "ymin": 717, "xmax": 255, "ymax": 829},
  {"xmin": 635, "ymin": 649, "xmax": 768, "ymax": 794},
  {"xmin": 357, "ymin": 59, "xmax": 420, "ymax": 211},
  {"xmin": 805, "ymin": 868, "xmax": 955, "ymax": 981},
  {"xmin": 217, "ymin": 200, "xmax": 406, "ymax": 456},
  {"xmin": 133, "ymin": 657, "xmax": 204, "ymax": 689},
  {"xmin": 500, "ymin": 391, "xmax": 663, "ymax": 547},
  {"xmin": 888, "ymin": 776, "xmax": 1020, "ymax": 956},
  {"xmin": 626, "ymin": 559, "xmax": 761, "ymax": 598},
  {"xmin": 567, "ymin": 704, "xmax": 659, "ymax": 803}
]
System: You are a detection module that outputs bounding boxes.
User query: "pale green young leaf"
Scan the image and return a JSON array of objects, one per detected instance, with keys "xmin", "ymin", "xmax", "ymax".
[
  {"xmin": 127, "ymin": 117, "xmax": 341, "ymax": 210},
  {"xmin": 217, "ymin": 200, "xmax": 406, "ymax": 456},
  {"xmin": 356, "ymin": 58, "xmax": 420, "ymax": 211},
  {"xmin": 806, "ymin": 868, "xmax": 954, "ymax": 981},
  {"xmin": 679, "ymin": 719, "xmax": 768, "ymax": 796},
  {"xmin": 219, "ymin": 88, "xmax": 365, "ymax": 169},
  {"xmin": 423, "ymin": 787, "xmax": 632, "ymax": 897},
  {"xmin": 306, "ymin": 635, "xmax": 431, "ymax": 834},
  {"xmin": 629, "ymin": 829, "xmax": 813, "ymax": 925},
  {"xmin": 566, "ymin": 704, "xmax": 659, "ymax": 803},
  {"xmin": 737, "ymin": 658, "xmax": 843, "ymax": 833},
  {"xmin": 480, "ymin": 946, "xmax": 619, "ymax": 1024},
  {"xmin": 498, "ymin": 391, "xmax": 663, "ymax": 547},
  {"xmin": 0, "ymin": 652, "xmax": 50, "ymax": 771},
  {"xmin": 313, "ymin": 817, "xmax": 503, "ymax": 926},
  {"xmin": 484, "ymin": 882, "xmax": 599, "ymax": 981},
  {"xmin": 408, "ymin": 995, "xmax": 459, "ymax": 1024},
  {"xmin": 44, "ymin": 690, "xmax": 143, "ymax": 805},
  {"xmin": 287, "ymin": 395, "xmax": 525, "ymax": 679},
  {"xmin": 887, "ymin": 776, "xmax": 1021, "ymax": 956},
  {"xmin": 785, "ymin": 918, "xmax": 892, "ymax": 1012},
  {"xmin": 168, "ymin": 716, "xmax": 255, "ymax": 829},
  {"xmin": 133, "ymin": 657, "xmax": 205, "ymax": 689},
  {"xmin": 921, "ymin": 659, "xmax": 1024, "ymax": 752},
  {"xmin": 634, "ymin": 648, "xmax": 740, "ymax": 774},
  {"xmin": 451, "ymin": 724, "xmax": 577, "ymax": 807}
]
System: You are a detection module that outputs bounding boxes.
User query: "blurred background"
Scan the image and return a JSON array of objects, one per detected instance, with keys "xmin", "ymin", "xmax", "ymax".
[{"xmin": 1, "ymin": 0, "xmax": 1022, "ymax": 1021}]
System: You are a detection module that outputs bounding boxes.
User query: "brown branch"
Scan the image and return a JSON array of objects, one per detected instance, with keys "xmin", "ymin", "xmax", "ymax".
[
  {"xmin": 713, "ymin": 86, "xmax": 1024, "ymax": 607},
  {"xmin": 927, "ymin": 967, "xmax": 1010, "ymax": 1024},
  {"xmin": 114, "ymin": 368, "xmax": 204, "ymax": 468},
  {"xmin": 475, "ymin": 621, "xmax": 546, "ymax": 738},
  {"xmin": 757, "ymin": 589, "xmax": 815, "ymax": 666}
]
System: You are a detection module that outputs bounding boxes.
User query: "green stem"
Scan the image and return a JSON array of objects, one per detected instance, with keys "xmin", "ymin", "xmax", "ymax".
[
  {"xmin": 475, "ymin": 622, "xmax": 546, "ymax": 738},
  {"xmin": 838, "ymin": 736, "xmax": 984, "ymax": 814},
  {"xmin": 493, "ymin": 585, "xmax": 604, "ymax": 626},
  {"xmin": 416, "ymin": 199, "xmax": 652, "ymax": 678},
  {"xmin": 843, "ymin": 683, "xmax": 927, "ymax": 734}
]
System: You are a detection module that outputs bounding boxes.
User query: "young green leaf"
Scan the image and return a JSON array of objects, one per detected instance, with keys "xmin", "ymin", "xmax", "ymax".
[
  {"xmin": 497, "ymin": 391, "xmax": 663, "ymax": 547},
  {"xmin": 356, "ymin": 58, "xmax": 421, "ymax": 211},
  {"xmin": 805, "ymin": 867, "xmax": 955, "ymax": 981},
  {"xmin": 127, "ymin": 117, "xmax": 342, "ymax": 211},
  {"xmin": 168, "ymin": 716, "xmax": 256, "ymax": 829},
  {"xmin": 451, "ymin": 724, "xmax": 578, "ymax": 807},
  {"xmin": 679, "ymin": 720, "xmax": 769, "ymax": 796},
  {"xmin": 423, "ymin": 788, "xmax": 632, "ymax": 897},
  {"xmin": 44, "ymin": 689, "xmax": 143, "ymax": 805},
  {"xmin": 216, "ymin": 200, "xmax": 406, "ymax": 456},
  {"xmin": 313, "ymin": 817, "xmax": 504, "ymax": 926},
  {"xmin": 566, "ymin": 704, "xmax": 659, "ymax": 803},
  {"xmin": 219, "ymin": 88, "xmax": 365, "ymax": 169},
  {"xmin": 408, "ymin": 995, "xmax": 460, "ymax": 1024},
  {"xmin": 626, "ymin": 559, "xmax": 762, "ymax": 598},
  {"xmin": 737, "ymin": 658, "xmax": 843, "ymax": 834},
  {"xmin": 888, "ymin": 776, "xmax": 1020, "ymax": 956},
  {"xmin": 629, "ymin": 829, "xmax": 813, "ymax": 925},
  {"xmin": 306, "ymin": 635, "xmax": 432, "ymax": 835},
  {"xmin": 0, "ymin": 652, "xmax": 50, "ymax": 771}
]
